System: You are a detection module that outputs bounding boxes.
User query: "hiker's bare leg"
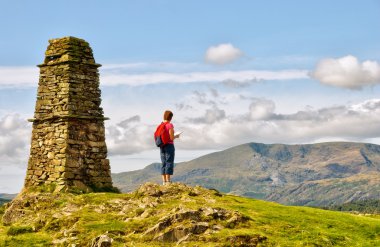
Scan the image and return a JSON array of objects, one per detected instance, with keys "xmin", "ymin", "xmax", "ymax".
[
  {"xmin": 165, "ymin": 174, "xmax": 171, "ymax": 183},
  {"xmin": 162, "ymin": 175, "xmax": 166, "ymax": 183}
]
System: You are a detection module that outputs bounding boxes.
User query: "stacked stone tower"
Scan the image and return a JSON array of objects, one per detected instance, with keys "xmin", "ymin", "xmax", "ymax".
[{"xmin": 24, "ymin": 37, "xmax": 114, "ymax": 192}]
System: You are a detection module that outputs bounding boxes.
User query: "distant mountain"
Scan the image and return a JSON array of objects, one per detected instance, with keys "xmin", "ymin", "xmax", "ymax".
[
  {"xmin": 0, "ymin": 194, "xmax": 17, "ymax": 200},
  {"xmin": 0, "ymin": 194, "xmax": 17, "ymax": 205},
  {"xmin": 112, "ymin": 142, "xmax": 380, "ymax": 207}
]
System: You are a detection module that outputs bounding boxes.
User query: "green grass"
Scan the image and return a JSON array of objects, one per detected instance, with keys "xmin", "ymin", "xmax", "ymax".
[
  {"xmin": 0, "ymin": 233, "xmax": 52, "ymax": 247},
  {"xmin": 0, "ymin": 200, "xmax": 10, "ymax": 207},
  {"xmin": 0, "ymin": 184, "xmax": 379, "ymax": 246},
  {"xmin": 217, "ymin": 195, "xmax": 380, "ymax": 246},
  {"xmin": 0, "ymin": 213, "xmax": 51, "ymax": 247},
  {"xmin": 7, "ymin": 225, "xmax": 34, "ymax": 236}
]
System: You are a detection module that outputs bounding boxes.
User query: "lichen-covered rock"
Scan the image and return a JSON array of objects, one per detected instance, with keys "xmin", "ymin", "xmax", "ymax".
[
  {"xmin": 225, "ymin": 234, "xmax": 268, "ymax": 247},
  {"xmin": 141, "ymin": 184, "xmax": 252, "ymax": 243},
  {"xmin": 136, "ymin": 182, "xmax": 163, "ymax": 197},
  {"xmin": 1, "ymin": 183, "xmax": 260, "ymax": 245},
  {"xmin": 2, "ymin": 192, "xmax": 58, "ymax": 225},
  {"xmin": 91, "ymin": 234, "xmax": 113, "ymax": 247}
]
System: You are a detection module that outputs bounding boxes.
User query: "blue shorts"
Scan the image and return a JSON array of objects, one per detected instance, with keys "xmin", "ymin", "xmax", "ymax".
[{"xmin": 160, "ymin": 144, "xmax": 175, "ymax": 175}]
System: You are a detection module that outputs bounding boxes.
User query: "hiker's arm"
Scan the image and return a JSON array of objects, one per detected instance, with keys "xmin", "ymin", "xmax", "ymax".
[{"xmin": 169, "ymin": 128, "xmax": 179, "ymax": 140}]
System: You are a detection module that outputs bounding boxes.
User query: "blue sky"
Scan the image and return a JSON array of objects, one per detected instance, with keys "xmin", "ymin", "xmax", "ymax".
[{"xmin": 0, "ymin": 1, "xmax": 380, "ymax": 193}]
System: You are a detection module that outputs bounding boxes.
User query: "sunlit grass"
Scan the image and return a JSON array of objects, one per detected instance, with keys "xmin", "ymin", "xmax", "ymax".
[{"xmin": 0, "ymin": 187, "xmax": 379, "ymax": 246}]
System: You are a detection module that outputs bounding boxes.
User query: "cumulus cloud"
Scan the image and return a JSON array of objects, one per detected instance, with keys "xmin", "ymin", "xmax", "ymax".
[
  {"xmin": 350, "ymin": 99, "xmax": 380, "ymax": 112},
  {"xmin": 187, "ymin": 106, "xmax": 226, "ymax": 124},
  {"xmin": 0, "ymin": 114, "xmax": 31, "ymax": 167},
  {"xmin": 191, "ymin": 90, "xmax": 217, "ymax": 106},
  {"xmin": 205, "ymin": 43, "xmax": 243, "ymax": 65},
  {"xmin": 117, "ymin": 115, "xmax": 141, "ymax": 128},
  {"xmin": 311, "ymin": 55, "xmax": 380, "ymax": 89},
  {"xmin": 249, "ymin": 98, "xmax": 275, "ymax": 120},
  {"xmin": 173, "ymin": 98, "xmax": 380, "ymax": 150},
  {"xmin": 106, "ymin": 116, "xmax": 153, "ymax": 155}
]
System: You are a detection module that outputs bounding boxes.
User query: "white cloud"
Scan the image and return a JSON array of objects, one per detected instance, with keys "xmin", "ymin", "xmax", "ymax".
[
  {"xmin": 350, "ymin": 99, "xmax": 380, "ymax": 112},
  {"xmin": 0, "ymin": 66, "xmax": 38, "ymax": 88},
  {"xmin": 221, "ymin": 78, "xmax": 260, "ymax": 88},
  {"xmin": 205, "ymin": 43, "xmax": 243, "ymax": 65},
  {"xmin": 0, "ymin": 64, "xmax": 308, "ymax": 88},
  {"xmin": 311, "ymin": 55, "xmax": 380, "ymax": 89},
  {"xmin": 106, "ymin": 116, "xmax": 153, "ymax": 155},
  {"xmin": 176, "ymin": 98, "xmax": 380, "ymax": 150},
  {"xmin": 0, "ymin": 114, "xmax": 31, "ymax": 167},
  {"xmin": 0, "ymin": 166, "xmax": 25, "ymax": 193},
  {"xmin": 249, "ymin": 98, "xmax": 276, "ymax": 120},
  {"xmin": 191, "ymin": 90, "xmax": 217, "ymax": 106},
  {"xmin": 100, "ymin": 69, "xmax": 308, "ymax": 86},
  {"xmin": 104, "ymin": 98, "xmax": 380, "ymax": 154},
  {"xmin": 187, "ymin": 106, "xmax": 226, "ymax": 124}
]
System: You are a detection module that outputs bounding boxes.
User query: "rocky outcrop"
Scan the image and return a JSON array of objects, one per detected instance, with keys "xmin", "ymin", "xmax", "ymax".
[
  {"xmin": 144, "ymin": 206, "xmax": 249, "ymax": 243},
  {"xmin": 91, "ymin": 234, "xmax": 113, "ymax": 247},
  {"xmin": 1, "ymin": 183, "xmax": 259, "ymax": 246}
]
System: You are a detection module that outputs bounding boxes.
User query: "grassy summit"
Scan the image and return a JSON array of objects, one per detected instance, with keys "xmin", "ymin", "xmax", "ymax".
[{"xmin": 0, "ymin": 183, "xmax": 379, "ymax": 246}]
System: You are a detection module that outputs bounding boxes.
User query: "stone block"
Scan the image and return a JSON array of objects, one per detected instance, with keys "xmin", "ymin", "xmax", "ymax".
[
  {"xmin": 66, "ymin": 159, "xmax": 79, "ymax": 168},
  {"xmin": 47, "ymin": 152, "xmax": 54, "ymax": 159},
  {"xmin": 73, "ymin": 180, "xmax": 90, "ymax": 191},
  {"xmin": 52, "ymin": 159, "xmax": 61, "ymax": 166},
  {"xmin": 62, "ymin": 172, "xmax": 75, "ymax": 179},
  {"xmin": 101, "ymin": 159, "xmax": 109, "ymax": 166},
  {"xmin": 55, "ymin": 166, "xmax": 65, "ymax": 172},
  {"xmin": 34, "ymin": 170, "xmax": 43, "ymax": 176},
  {"xmin": 88, "ymin": 170, "xmax": 99, "ymax": 177}
]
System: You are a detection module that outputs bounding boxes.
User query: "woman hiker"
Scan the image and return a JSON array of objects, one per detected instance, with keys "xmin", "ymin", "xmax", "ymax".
[{"xmin": 159, "ymin": 110, "xmax": 180, "ymax": 185}]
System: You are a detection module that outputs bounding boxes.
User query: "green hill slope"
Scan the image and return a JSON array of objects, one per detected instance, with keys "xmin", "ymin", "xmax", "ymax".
[
  {"xmin": 1, "ymin": 183, "xmax": 379, "ymax": 246},
  {"xmin": 0, "ymin": 194, "xmax": 17, "ymax": 201},
  {"xmin": 325, "ymin": 199, "xmax": 380, "ymax": 214},
  {"xmin": 0, "ymin": 194, "xmax": 16, "ymax": 206},
  {"xmin": 112, "ymin": 142, "xmax": 380, "ymax": 206}
]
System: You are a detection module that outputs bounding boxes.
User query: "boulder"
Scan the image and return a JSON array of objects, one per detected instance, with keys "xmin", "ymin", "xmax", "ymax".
[
  {"xmin": 91, "ymin": 234, "xmax": 113, "ymax": 247},
  {"xmin": 225, "ymin": 234, "xmax": 267, "ymax": 247}
]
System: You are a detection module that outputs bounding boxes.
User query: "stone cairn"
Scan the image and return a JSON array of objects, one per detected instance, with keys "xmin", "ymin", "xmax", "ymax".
[{"xmin": 24, "ymin": 37, "xmax": 114, "ymax": 192}]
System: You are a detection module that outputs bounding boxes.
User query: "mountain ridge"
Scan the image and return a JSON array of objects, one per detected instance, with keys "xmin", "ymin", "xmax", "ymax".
[{"xmin": 112, "ymin": 141, "xmax": 380, "ymax": 206}]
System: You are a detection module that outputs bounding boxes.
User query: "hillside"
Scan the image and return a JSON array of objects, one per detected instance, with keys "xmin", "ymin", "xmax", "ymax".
[
  {"xmin": 0, "ymin": 194, "xmax": 16, "ymax": 207},
  {"xmin": 325, "ymin": 199, "xmax": 380, "ymax": 214},
  {"xmin": 1, "ymin": 183, "xmax": 379, "ymax": 246},
  {"xmin": 0, "ymin": 194, "xmax": 17, "ymax": 201},
  {"xmin": 112, "ymin": 142, "xmax": 380, "ymax": 206},
  {"xmin": 0, "ymin": 199, "xmax": 10, "ymax": 207}
]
